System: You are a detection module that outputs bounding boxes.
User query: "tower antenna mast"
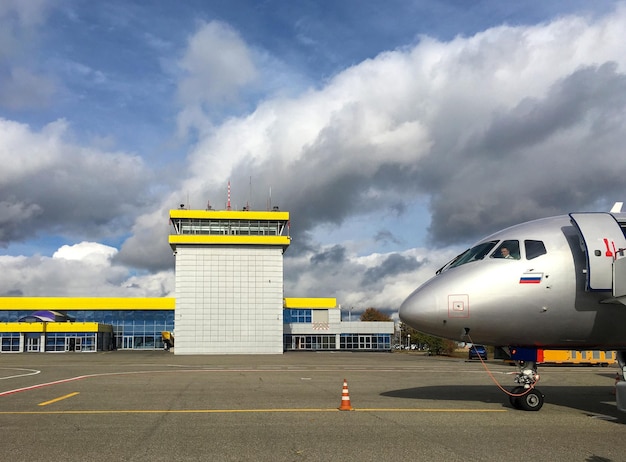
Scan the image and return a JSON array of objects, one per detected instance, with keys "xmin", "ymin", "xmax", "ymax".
[{"xmin": 227, "ymin": 181, "xmax": 231, "ymax": 211}]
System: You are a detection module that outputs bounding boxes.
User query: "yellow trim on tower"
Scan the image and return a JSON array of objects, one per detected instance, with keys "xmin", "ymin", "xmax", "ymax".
[
  {"xmin": 170, "ymin": 210, "xmax": 289, "ymax": 221},
  {"xmin": 169, "ymin": 235, "xmax": 291, "ymax": 246}
]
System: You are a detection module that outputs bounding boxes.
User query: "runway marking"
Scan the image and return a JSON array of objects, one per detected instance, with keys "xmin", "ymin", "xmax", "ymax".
[
  {"xmin": 0, "ymin": 368, "xmax": 41, "ymax": 380},
  {"xmin": 38, "ymin": 392, "xmax": 80, "ymax": 406},
  {"xmin": 0, "ymin": 408, "xmax": 507, "ymax": 415},
  {"xmin": 0, "ymin": 374, "xmax": 94, "ymax": 397},
  {"xmin": 0, "ymin": 367, "xmax": 511, "ymax": 397},
  {"xmin": 588, "ymin": 413, "xmax": 618, "ymax": 421}
]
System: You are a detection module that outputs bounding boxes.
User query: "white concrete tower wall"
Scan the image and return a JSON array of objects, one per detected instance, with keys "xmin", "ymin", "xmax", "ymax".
[{"xmin": 174, "ymin": 245, "xmax": 284, "ymax": 354}]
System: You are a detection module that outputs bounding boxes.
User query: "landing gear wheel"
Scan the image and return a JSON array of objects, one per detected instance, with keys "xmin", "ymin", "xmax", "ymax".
[
  {"xmin": 517, "ymin": 388, "xmax": 544, "ymax": 411},
  {"xmin": 509, "ymin": 386, "xmax": 525, "ymax": 409}
]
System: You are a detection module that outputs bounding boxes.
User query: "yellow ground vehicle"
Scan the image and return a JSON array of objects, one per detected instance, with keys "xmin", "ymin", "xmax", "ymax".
[
  {"xmin": 539, "ymin": 349, "xmax": 616, "ymax": 366},
  {"xmin": 161, "ymin": 331, "xmax": 174, "ymax": 350}
]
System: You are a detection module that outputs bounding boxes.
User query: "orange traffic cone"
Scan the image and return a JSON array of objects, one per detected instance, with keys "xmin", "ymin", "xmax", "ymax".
[{"xmin": 338, "ymin": 378, "xmax": 353, "ymax": 411}]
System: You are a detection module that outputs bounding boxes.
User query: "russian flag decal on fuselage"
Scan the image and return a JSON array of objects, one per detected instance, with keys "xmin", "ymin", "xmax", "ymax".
[{"xmin": 520, "ymin": 272, "xmax": 543, "ymax": 284}]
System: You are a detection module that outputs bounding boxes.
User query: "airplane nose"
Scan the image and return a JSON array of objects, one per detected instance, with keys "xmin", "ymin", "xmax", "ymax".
[{"xmin": 399, "ymin": 281, "xmax": 443, "ymax": 336}]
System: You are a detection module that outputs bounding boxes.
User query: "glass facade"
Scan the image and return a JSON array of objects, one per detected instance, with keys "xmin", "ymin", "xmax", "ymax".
[
  {"xmin": 45, "ymin": 332, "xmax": 99, "ymax": 352},
  {"xmin": 283, "ymin": 333, "xmax": 392, "ymax": 351},
  {"xmin": 284, "ymin": 335, "xmax": 336, "ymax": 350},
  {"xmin": 1, "ymin": 310, "xmax": 174, "ymax": 351},
  {"xmin": 1, "ymin": 333, "xmax": 20, "ymax": 352},
  {"xmin": 283, "ymin": 309, "xmax": 312, "ymax": 323},
  {"xmin": 0, "ymin": 311, "xmax": 22, "ymax": 323},
  {"xmin": 2, "ymin": 305, "xmax": 393, "ymax": 353},
  {"xmin": 340, "ymin": 334, "xmax": 391, "ymax": 351}
]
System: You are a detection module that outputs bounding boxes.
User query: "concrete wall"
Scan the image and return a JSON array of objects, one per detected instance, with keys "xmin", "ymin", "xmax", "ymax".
[{"xmin": 174, "ymin": 245, "xmax": 284, "ymax": 354}]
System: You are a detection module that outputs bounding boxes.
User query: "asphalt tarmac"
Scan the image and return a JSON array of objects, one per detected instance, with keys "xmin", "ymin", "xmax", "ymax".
[{"xmin": 1, "ymin": 351, "xmax": 624, "ymax": 461}]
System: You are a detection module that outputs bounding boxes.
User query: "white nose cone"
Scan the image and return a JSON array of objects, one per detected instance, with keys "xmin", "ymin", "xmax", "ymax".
[{"xmin": 399, "ymin": 280, "xmax": 444, "ymax": 337}]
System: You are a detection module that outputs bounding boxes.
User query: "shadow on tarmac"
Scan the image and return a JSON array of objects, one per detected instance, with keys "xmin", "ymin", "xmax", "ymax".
[{"xmin": 381, "ymin": 384, "xmax": 626, "ymax": 424}]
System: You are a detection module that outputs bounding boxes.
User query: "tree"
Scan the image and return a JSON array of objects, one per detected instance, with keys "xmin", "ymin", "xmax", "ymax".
[
  {"xmin": 398, "ymin": 322, "xmax": 456, "ymax": 356},
  {"xmin": 360, "ymin": 307, "xmax": 391, "ymax": 322}
]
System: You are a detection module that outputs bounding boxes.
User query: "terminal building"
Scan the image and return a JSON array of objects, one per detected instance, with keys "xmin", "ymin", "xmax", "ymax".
[{"xmin": 0, "ymin": 206, "xmax": 394, "ymax": 354}]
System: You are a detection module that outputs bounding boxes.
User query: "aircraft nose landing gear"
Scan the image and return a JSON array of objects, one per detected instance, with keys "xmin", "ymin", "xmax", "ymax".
[
  {"xmin": 510, "ymin": 387, "xmax": 544, "ymax": 411},
  {"xmin": 509, "ymin": 360, "xmax": 544, "ymax": 411}
]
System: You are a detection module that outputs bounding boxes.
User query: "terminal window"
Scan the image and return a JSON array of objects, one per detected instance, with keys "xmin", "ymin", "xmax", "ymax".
[
  {"xmin": 283, "ymin": 309, "xmax": 312, "ymax": 323},
  {"xmin": 1, "ymin": 333, "xmax": 20, "ymax": 352}
]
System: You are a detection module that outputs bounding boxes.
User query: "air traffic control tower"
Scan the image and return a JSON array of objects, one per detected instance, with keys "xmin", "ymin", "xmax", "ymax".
[{"xmin": 169, "ymin": 207, "xmax": 290, "ymax": 354}]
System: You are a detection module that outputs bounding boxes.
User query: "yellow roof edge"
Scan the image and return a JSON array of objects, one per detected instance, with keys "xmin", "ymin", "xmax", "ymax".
[
  {"xmin": 0, "ymin": 322, "xmax": 111, "ymax": 333},
  {"xmin": 170, "ymin": 209, "xmax": 289, "ymax": 220},
  {"xmin": 0, "ymin": 297, "xmax": 175, "ymax": 310},
  {"xmin": 284, "ymin": 297, "xmax": 337, "ymax": 309},
  {"xmin": 0, "ymin": 297, "xmax": 339, "ymax": 311}
]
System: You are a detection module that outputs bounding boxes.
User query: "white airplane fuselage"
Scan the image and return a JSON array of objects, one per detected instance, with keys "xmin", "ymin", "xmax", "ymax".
[{"xmin": 399, "ymin": 213, "xmax": 626, "ymax": 349}]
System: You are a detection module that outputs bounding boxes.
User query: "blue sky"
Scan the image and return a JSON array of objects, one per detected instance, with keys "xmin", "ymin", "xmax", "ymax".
[{"xmin": 1, "ymin": 1, "xmax": 625, "ymax": 315}]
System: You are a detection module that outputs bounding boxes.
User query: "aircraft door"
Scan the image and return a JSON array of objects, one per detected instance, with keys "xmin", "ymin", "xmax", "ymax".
[
  {"xmin": 569, "ymin": 213, "xmax": 626, "ymax": 291},
  {"xmin": 614, "ymin": 257, "xmax": 626, "ymax": 297}
]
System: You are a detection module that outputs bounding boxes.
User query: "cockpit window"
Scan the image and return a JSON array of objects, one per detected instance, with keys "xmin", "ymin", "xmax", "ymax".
[
  {"xmin": 436, "ymin": 249, "xmax": 469, "ymax": 274},
  {"xmin": 525, "ymin": 240, "xmax": 546, "ymax": 260},
  {"xmin": 492, "ymin": 240, "xmax": 520, "ymax": 260},
  {"xmin": 447, "ymin": 241, "xmax": 498, "ymax": 269}
]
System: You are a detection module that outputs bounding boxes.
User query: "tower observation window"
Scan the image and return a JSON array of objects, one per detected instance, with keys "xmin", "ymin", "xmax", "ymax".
[{"xmin": 171, "ymin": 219, "xmax": 287, "ymax": 236}]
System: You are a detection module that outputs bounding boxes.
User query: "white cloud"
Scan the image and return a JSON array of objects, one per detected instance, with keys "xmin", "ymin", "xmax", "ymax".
[
  {"xmin": 0, "ymin": 118, "xmax": 153, "ymax": 245},
  {"xmin": 4, "ymin": 5, "xmax": 626, "ymax": 313},
  {"xmin": 157, "ymin": 6, "xmax": 626, "ymax": 308},
  {"xmin": 0, "ymin": 244, "xmax": 174, "ymax": 298},
  {"xmin": 176, "ymin": 20, "xmax": 258, "ymax": 135},
  {"xmin": 53, "ymin": 241, "xmax": 117, "ymax": 265}
]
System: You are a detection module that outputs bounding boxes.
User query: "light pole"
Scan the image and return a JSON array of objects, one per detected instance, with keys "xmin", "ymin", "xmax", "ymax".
[{"xmin": 407, "ymin": 334, "xmax": 411, "ymax": 349}]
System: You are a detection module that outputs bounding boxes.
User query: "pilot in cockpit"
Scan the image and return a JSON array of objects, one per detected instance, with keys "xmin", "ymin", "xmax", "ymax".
[
  {"xmin": 494, "ymin": 240, "xmax": 520, "ymax": 260},
  {"xmin": 500, "ymin": 247, "xmax": 513, "ymax": 259}
]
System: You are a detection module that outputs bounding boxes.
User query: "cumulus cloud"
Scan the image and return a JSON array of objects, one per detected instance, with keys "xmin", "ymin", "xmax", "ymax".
[
  {"xmin": 53, "ymin": 241, "xmax": 117, "ymax": 265},
  {"xmin": 143, "ymin": 6, "xmax": 625, "ymax": 310},
  {"xmin": 283, "ymin": 244, "xmax": 451, "ymax": 317},
  {"xmin": 176, "ymin": 20, "xmax": 259, "ymax": 134},
  {"xmin": 0, "ymin": 118, "xmax": 154, "ymax": 246},
  {"xmin": 0, "ymin": 242, "xmax": 174, "ymax": 297},
  {"xmin": 5, "ymin": 5, "xmax": 626, "ymax": 313},
  {"xmin": 179, "ymin": 7, "xmax": 626, "ymax": 248}
]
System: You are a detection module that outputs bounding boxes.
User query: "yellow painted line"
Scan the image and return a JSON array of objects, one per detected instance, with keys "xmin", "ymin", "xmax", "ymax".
[
  {"xmin": 355, "ymin": 408, "xmax": 507, "ymax": 412},
  {"xmin": 38, "ymin": 392, "xmax": 80, "ymax": 407},
  {"xmin": 1, "ymin": 408, "xmax": 506, "ymax": 415}
]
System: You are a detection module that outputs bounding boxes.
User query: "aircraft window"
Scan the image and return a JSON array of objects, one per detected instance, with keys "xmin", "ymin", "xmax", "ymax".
[
  {"xmin": 448, "ymin": 241, "xmax": 498, "ymax": 268},
  {"xmin": 492, "ymin": 240, "xmax": 520, "ymax": 260},
  {"xmin": 436, "ymin": 249, "xmax": 469, "ymax": 274},
  {"xmin": 525, "ymin": 240, "xmax": 547, "ymax": 260}
]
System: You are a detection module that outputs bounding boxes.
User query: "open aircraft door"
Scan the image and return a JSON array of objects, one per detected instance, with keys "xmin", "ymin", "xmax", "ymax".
[{"xmin": 570, "ymin": 213, "xmax": 626, "ymax": 293}]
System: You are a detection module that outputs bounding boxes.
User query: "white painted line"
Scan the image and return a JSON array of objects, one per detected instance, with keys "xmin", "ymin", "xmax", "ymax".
[{"xmin": 0, "ymin": 368, "xmax": 41, "ymax": 380}]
